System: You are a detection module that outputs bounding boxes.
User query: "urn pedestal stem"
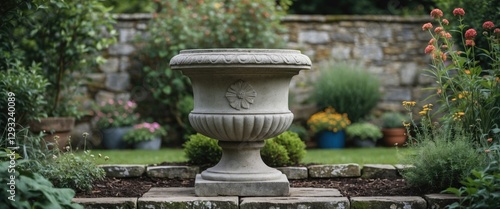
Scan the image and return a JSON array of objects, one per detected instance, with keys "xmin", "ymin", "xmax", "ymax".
[{"xmin": 170, "ymin": 49, "xmax": 311, "ymax": 196}]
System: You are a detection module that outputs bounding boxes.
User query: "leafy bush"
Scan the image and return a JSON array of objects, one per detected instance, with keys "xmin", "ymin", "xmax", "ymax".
[
  {"xmin": 381, "ymin": 111, "xmax": 407, "ymax": 128},
  {"xmin": 445, "ymin": 160, "xmax": 500, "ymax": 209},
  {"xmin": 401, "ymin": 130, "xmax": 486, "ymax": 191},
  {"xmin": 0, "ymin": 159, "xmax": 83, "ymax": 209},
  {"xmin": 183, "ymin": 134, "xmax": 223, "ymax": 166},
  {"xmin": 0, "ymin": 62, "xmax": 48, "ymax": 131},
  {"xmin": 312, "ymin": 62, "xmax": 381, "ymax": 123},
  {"xmin": 137, "ymin": 0, "xmax": 291, "ymax": 144},
  {"xmin": 346, "ymin": 122, "xmax": 383, "ymax": 141},
  {"xmin": 184, "ymin": 131, "xmax": 306, "ymax": 167}
]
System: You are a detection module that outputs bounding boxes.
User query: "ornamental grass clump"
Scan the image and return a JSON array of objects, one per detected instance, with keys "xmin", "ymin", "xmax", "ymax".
[
  {"xmin": 123, "ymin": 122, "xmax": 167, "ymax": 143},
  {"xmin": 307, "ymin": 107, "xmax": 351, "ymax": 133}
]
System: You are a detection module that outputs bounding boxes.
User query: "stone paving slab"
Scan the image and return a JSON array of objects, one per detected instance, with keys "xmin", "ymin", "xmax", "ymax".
[
  {"xmin": 361, "ymin": 164, "xmax": 399, "ymax": 179},
  {"xmin": 308, "ymin": 163, "xmax": 361, "ymax": 178},
  {"xmin": 289, "ymin": 187, "xmax": 342, "ymax": 197},
  {"xmin": 100, "ymin": 164, "xmax": 146, "ymax": 178},
  {"xmin": 240, "ymin": 197, "xmax": 350, "ymax": 209},
  {"xmin": 146, "ymin": 165, "xmax": 199, "ymax": 179},
  {"xmin": 139, "ymin": 187, "xmax": 238, "ymax": 209},
  {"xmin": 276, "ymin": 166, "xmax": 308, "ymax": 179},
  {"xmin": 350, "ymin": 196, "xmax": 426, "ymax": 209},
  {"xmin": 73, "ymin": 197, "xmax": 137, "ymax": 209},
  {"xmin": 194, "ymin": 174, "xmax": 290, "ymax": 197},
  {"xmin": 424, "ymin": 194, "xmax": 461, "ymax": 209}
]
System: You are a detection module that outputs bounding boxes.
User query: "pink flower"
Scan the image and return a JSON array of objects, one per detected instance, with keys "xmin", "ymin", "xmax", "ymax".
[
  {"xmin": 434, "ymin": 27, "xmax": 444, "ymax": 33},
  {"xmin": 444, "ymin": 32, "xmax": 452, "ymax": 39},
  {"xmin": 453, "ymin": 8, "xmax": 465, "ymax": 16},
  {"xmin": 127, "ymin": 101, "xmax": 135, "ymax": 107},
  {"xmin": 483, "ymin": 21, "xmax": 495, "ymax": 30},
  {"xmin": 143, "ymin": 123, "xmax": 152, "ymax": 128},
  {"xmin": 422, "ymin": 22, "xmax": 433, "ymax": 30},
  {"xmin": 152, "ymin": 122, "xmax": 160, "ymax": 128},
  {"xmin": 465, "ymin": 39, "xmax": 475, "ymax": 46},
  {"xmin": 430, "ymin": 9, "xmax": 443, "ymax": 19},
  {"xmin": 465, "ymin": 29, "xmax": 477, "ymax": 40},
  {"xmin": 149, "ymin": 128, "xmax": 155, "ymax": 133},
  {"xmin": 425, "ymin": 45, "xmax": 435, "ymax": 54},
  {"xmin": 495, "ymin": 28, "xmax": 500, "ymax": 34},
  {"xmin": 108, "ymin": 99, "xmax": 114, "ymax": 105},
  {"xmin": 442, "ymin": 19, "xmax": 449, "ymax": 25}
]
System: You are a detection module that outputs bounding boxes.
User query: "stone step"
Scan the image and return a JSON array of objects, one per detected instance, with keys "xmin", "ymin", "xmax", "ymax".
[
  {"xmin": 73, "ymin": 197, "xmax": 137, "ymax": 209},
  {"xmin": 424, "ymin": 194, "xmax": 461, "ymax": 209},
  {"xmin": 276, "ymin": 166, "xmax": 308, "ymax": 179},
  {"xmin": 146, "ymin": 165, "xmax": 199, "ymax": 179},
  {"xmin": 350, "ymin": 196, "xmax": 427, "ymax": 209},
  {"xmin": 100, "ymin": 164, "xmax": 146, "ymax": 178},
  {"xmin": 361, "ymin": 164, "xmax": 399, "ymax": 179},
  {"xmin": 308, "ymin": 163, "xmax": 361, "ymax": 178}
]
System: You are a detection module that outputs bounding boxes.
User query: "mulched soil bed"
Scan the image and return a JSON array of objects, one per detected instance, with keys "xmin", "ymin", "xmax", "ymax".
[{"xmin": 75, "ymin": 176, "xmax": 438, "ymax": 198}]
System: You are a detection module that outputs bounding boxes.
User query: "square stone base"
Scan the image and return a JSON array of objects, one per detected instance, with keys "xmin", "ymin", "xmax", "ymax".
[{"xmin": 195, "ymin": 174, "xmax": 290, "ymax": 197}]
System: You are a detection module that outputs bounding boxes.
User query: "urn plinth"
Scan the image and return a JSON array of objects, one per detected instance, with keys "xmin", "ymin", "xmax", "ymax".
[{"xmin": 170, "ymin": 49, "xmax": 311, "ymax": 196}]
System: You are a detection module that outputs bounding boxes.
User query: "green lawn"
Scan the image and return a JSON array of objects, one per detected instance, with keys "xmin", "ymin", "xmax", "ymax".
[{"xmin": 89, "ymin": 147, "xmax": 409, "ymax": 165}]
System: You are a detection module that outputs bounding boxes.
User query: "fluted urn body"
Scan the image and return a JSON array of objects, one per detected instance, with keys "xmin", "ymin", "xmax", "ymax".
[{"xmin": 170, "ymin": 49, "xmax": 311, "ymax": 196}]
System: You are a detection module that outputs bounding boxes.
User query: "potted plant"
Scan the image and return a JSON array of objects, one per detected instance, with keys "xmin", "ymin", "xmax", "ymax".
[
  {"xmin": 381, "ymin": 111, "xmax": 408, "ymax": 147},
  {"xmin": 346, "ymin": 122, "xmax": 383, "ymax": 147},
  {"xmin": 123, "ymin": 122, "xmax": 167, "ymax": 150},
  {"xmin": 93, "ymin": 99, "xmax": 139, "ymax": 149},
  {"xmin": 307, "ymin": 107, "xmax": 351, "ymax": 149}
]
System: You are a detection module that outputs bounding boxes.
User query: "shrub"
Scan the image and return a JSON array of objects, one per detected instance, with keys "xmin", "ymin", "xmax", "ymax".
[
  {"xmin": 346, "ymin": 122, "xmax": 383, "ymax": 141},
  {"xmin": 184, "ymin": 131, "xmax": 306, "ymax": 167},
  {"xmin": 183, "ymin": 134, "xmax": 223, "ymax": 166},
  {"xmin": 381, "ymin": 111, "xmax": 407, "ymax": 128},
  {"xmin": 0, "ymin": 160, "xmax": 83, "ymax": 209},
  {"xmin": 312, "ymin": 61, "xmax": 381, "ymax": 123},
  {"xmin": 400, "ymin": 129, "xmax": 486, "ymax": 191}
]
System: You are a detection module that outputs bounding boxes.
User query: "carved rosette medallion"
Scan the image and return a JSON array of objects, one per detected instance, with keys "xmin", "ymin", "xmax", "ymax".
[{"xmin": 225, "ymin": 80, "xmax": 256, "ymax": 110}]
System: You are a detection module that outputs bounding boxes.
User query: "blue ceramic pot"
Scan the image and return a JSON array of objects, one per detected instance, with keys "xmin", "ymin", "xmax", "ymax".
[
  {"xmin": 134, "ymin": 137, "xmax": 162, "ymax": 150},
  {"xmin": 317, "ymin": 130, "xmax": 346, "ymax": 149},
  {"xmin": 101, "ymin": 126, "xmax": 133, "ymax": 149}
]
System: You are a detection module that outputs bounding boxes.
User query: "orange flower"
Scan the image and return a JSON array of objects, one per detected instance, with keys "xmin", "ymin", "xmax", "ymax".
[
  {"xmin": 425, "ymin": 45, "xmax": 435, "ymax": 54},
  {"xmin": 434, "ymin": 27, "xmax": 444, "ymax": 33},
  {"xmin": 466, "ymin": 39, "xmax": 475, "ymax": 46},
  {"xmin": 464, "ymin": 69, "xmax": 471, "ymax": 74},
  {"xmin": 422, "ymin": 22, "xmax": 433, "ymax": 30}
]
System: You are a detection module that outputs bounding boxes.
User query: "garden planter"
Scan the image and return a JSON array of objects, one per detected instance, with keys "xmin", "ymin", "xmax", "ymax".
[
  {"xmin": 170, "ymin": 48, "xmax": 311, "ymax": 196},
  {"xmin": 317, "ymin": 130, "xmax": 346, "ymax": 149},
  {"xmin": 29, "ymin": 117, "xmax": 75, "ymax": 150},
  {"xmin": 101, "ymin": 126, "xmax": 133, "ymax": 149},
  {"xmin": 133, "ymin": 137, "xmax": 161, "ymax": 150},
  {"xmin": 382, "ymin": 128, "xmax": 407, "ymax": 147}
]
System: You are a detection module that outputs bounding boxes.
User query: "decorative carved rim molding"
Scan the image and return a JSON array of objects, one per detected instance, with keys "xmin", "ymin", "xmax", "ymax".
[{"xmin": 169, "ymin": 49, "xmax": 312, "ymax": 68}]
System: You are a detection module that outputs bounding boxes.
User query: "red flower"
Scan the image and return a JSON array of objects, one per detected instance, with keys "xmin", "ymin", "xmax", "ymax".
[
  {"xmin": 425, "ymin": 45, "xmax": 435, "ymax": 54},
  {"xmin": 428, "ymin": 38, "xmax": 436, "ymax": 45},
  {"xmin": 430, "ymin": 9, "xmax": 443, "ymax": 19},
  {"xmin": 453, "ymin": 8, "xmax": 465, "ymax": 16},
  {"xmin": 465, "ymin": 39, "xmax": 475, "ymax": 46},
  {"xmin": 482, "ymin": 21, "xmax": 495, "ymax": 30},
  {"xmin": 465, "ymin": 29, "xmax": 477, "ymax": 40},
  {"xmin": 434, "ymin": 27, "xmax": 444, "ymax": 33},
  {"xmin": 495, "ymin": 28, "xmax": 500, "ymax": 34},
  {"xmin": 442, "ymin": 19, "xmax": 449, "ymax": 25},
  {"xmin": 444, "ymin": 32, "xmax": 452, "ymax": 39},
  {"xmin": 422, "ymin": 22, "xmax": 433, "ymax": 30}
]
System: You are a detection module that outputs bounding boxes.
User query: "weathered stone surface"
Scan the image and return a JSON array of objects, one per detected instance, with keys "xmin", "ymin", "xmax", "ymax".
[
  {"xmin": 424, "ymin": 194, "xmax": 461, "ymax": 209},
  {"xmin": 95, "ymin": 90, "xmax": 115, "ymax": 104},
  {"xmin": 194, "ymin": 174, "xmax": 289, "ymax": 197},
  {"xmin": 299, "ymin": 30, "xmax": 330, "ymax": 44},
  {"xmin": 100, "ymin": 164, "xmax": 146, "ymax": 178},
  {"xmin": 308, "ymin": 164, "xmax": 361, "ymax": 178},
  {"xmin": 350, "ymin": 196, "xmax": 426, "ymax": 209},
  {"xmin": 119, "ymin": 28, "xmax": 137, "ymax": 43},
  {"xmin": 73, "ymin": 197, "xmax": 137, "ymax": 209},
  {"xmin": 383, "ymin": 87, "xmax": 412, "ymax": 101},
  {"xmin": 331, "ymin": 45, "xmax": 352, "ymax": 60},
  {"xmin": 139, "ymin": 187, "xmax": 238, "ymax": 209},
  {"xmin": 109, "ymin": 43, "xmax": 136, "ymax": 56},
  {"xmin": 400, "ymin": 63, "xmax": 418, "ymax": 85},
  {"xmin": 289, "ymin": 187, "xmax": 342, "ymax": 197},
  {"xmin": 146, "ymin": 166, "xmax": 199, "ymax": 179},
  {"xmin": 240, "ymin": 197, "xmax": 349, "ymax": 209},
  {"xmin": 353, "ymin": 44, "xmax": 383, "ymax": 61},
  {"xmin": 361, "ymin": 164, "xmax": 399, "ymax": 179},
  {"xmin": 86, "ymin": 73, "xmax": 106, "ymax": 88},
  {"xmin": 99, "ymin": 57, "xmax": 119, "ymax": 73},
  {"xmin": 105, "ymin": 72, "xmax": 130, "ymax": 92},
  {"xmin": 276, "ymin": 167, "xmax": 308, "ymax": 180}
]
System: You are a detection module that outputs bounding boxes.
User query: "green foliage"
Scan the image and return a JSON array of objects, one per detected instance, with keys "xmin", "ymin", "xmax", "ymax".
[
  {"xmin": 103, "ymin": 0, "xmax": 154, "ymax": 13},
  {"xmin": 184, "ymin": 131, "xmax": 306, "ymax": 167},
  {"xmin": 183, "ymin": 134, "xmax": 222, "ymax": 166},
  {"xmin": 92, "ymin": 99, "xmax": 139, "ymax": 129},
  {"xmin": 0, "ymin": 161, "xmax": 83, "ymax": 209},
  {"xmin": 287, "ymin": 123, "xmax": 309, "ymax": 142},
  {"xmin": 346, "ymin": 122, "xmax": 383, "ymax": 141},
  {"xmin": 313, "ymin": 62, "xmax": 382, "ymax": 123},
  {"xmin": 445, "ymin": 160, "xmax": 500, "ymax": 209},
  {"xmin": 263, "ymin": 131, "xmax": 306, "ymax": 166},
  {"xmin": 123, "ymin": 122, "xmax": 167, "ymax": 143},
  {"xmin": 0, "ymin": 62, "xmax": 48, "ymax": 132},
  {"xmin": 7, "ymin": 0, "xmax": 116, "ymax": 117},
  {"xmin": 401, "ymin": 130, "xmax": 486, "ymax": 191},
  {"xmin": 381, "ymin": 111, "xmax": 407, "ymax": 128},
  {"xmin": 137, "ymin": 0, "xmax": 291, "ymax": 143},
  {"xmin": 289, "ymin": 0, "xmax": 435, "ymax": 15}
]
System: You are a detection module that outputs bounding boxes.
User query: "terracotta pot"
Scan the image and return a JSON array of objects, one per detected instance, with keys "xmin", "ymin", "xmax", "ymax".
[
  {"xmin": 29, "ymin": 117, "xmax": 75, "ymax": 150},
  {"xmin": 382, "ymin": 128, "xmax": 407, "ymax": 147}
]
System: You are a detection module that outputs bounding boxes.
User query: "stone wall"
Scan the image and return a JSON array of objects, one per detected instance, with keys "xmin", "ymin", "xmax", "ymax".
[{"xmin": 78, "ymin": 14, "xmax": 434, "ymax": 143}]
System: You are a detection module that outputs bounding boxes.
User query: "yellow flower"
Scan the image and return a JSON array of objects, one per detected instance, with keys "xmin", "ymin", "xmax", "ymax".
[{"xmin": 307, "ymin": 107, "xmax": 351, "ymax": 133}]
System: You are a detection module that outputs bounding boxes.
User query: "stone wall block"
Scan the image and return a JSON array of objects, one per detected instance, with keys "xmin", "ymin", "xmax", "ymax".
[
  {"xmin": 105, "ymin": 72, "xmax": 130, "ymax": 92},
  {"xmin": 109, "ymin": 43, "xmax": 136, "ymax": 56},
  {"xmin": 100, "ymin": 165, "xmax": 146, "ymax": 177},
  {"xmin": 147, "ymin": 166, "xmax": 199, "ymax": 179},
  {"xmin": 308, "ymin": 164, "xmax": 361, "ymax": 178},
  {"xmin": 298, "ymin": 30, "xmax": 330, "ymax": 44},
  {"xmin": 98, "ymin": 57, "xmax": 119, "ymax": 73}
]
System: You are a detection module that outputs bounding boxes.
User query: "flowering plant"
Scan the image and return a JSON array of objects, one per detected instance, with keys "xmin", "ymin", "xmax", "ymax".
[
  {"xmin": 93, "ymin": 99, "xmax": 140, "ymax": 129},
  {"xmin": 123, "ymin": 122, "xmax": 167, "ymax": 143},
  {"xmin": 307, "ymin": 107, "xmax": 351, "ymax": 133},
  {"xmin": 421, "ymin": 8, "xmax": 500, "ymax": 141}
]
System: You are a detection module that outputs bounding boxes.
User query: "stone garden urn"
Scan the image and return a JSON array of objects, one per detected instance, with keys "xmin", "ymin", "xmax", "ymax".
[{"xmin": 170, "ymin": 49, "xmax": 311, "ymax": 196}]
